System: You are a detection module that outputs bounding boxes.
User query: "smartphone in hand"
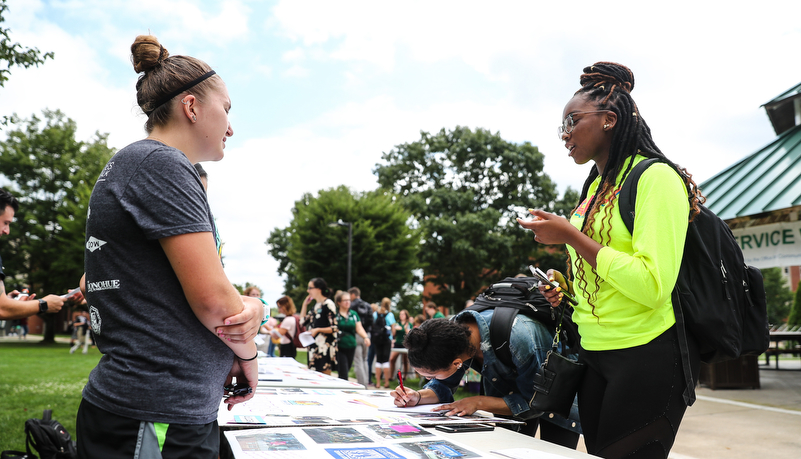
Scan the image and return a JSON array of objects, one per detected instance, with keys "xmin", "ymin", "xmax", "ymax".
[
  {"xmin": 223, "ymin": 383, "xmax": 252, "ymax": 399},
  {"xmin": 529, "ymin": 265, "xmax": 578, "ymax": 305}
]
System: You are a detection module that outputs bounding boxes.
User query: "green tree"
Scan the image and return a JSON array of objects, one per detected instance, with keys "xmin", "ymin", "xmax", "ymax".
[
  {"xmin": 374, "ymin": 126, "xmax": 577, "ymax": 312},
  {"xmin": 788, "ymin": 280, "xmax": 801, "ymax": 327},
  {"xmin": 1, "ymin": 0, "xmax": 53, "ymax": 123},
  {"xmin": 393, "ymin": 284, "xmax": 423, "ymax": 318},
  {"xmin": 0, "ymin": 110, "xmax": 115, "ymax": 342},
  {"xmin": 267, "ymin": 186, "xmax": 418, "ymax": 306},
  {"xmin": 762, "ymin": 267, "xmax": 794, "ymax": 326}
]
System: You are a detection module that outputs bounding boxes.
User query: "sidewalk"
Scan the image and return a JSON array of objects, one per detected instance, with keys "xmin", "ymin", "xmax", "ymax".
[
  {"xmin": 669, "ymin": 360, "xmax": 801, "ymax": 459},
  {"xmin": 0, "ymin": 333, "xmax": 72, "ymax": 343},
  {"xmin": 538, "ymin": 360, "xmax": 801, "ymax": 458}
]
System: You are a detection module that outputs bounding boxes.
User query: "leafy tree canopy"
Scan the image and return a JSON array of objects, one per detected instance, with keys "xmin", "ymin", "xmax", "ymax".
[
  {"xmin": 374, "ymin": 126, "xmax": 578, "ymax": 312},
  {"xmin": 267, "ymin": 186, "xmax": 419, "ymax": 306},
  {"xmin": 788, "ymin": 279, "xmax": 801, "ymax": 327},
  {"xmin": 0, "ymin": 110, "xmax": 115, "ymax": 340},
  {"xmin": 1, "ymin": 1, "xmax": 53, "ymax": 124},
  {"xmin": 762, "ymin": 267, "xmax": 793, "ymax": 326}
]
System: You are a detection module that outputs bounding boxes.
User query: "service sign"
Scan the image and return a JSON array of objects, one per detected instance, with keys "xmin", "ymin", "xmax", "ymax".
[{"xmin": 730, "ymin": 220, "xmax": 801, "ymax": 269}]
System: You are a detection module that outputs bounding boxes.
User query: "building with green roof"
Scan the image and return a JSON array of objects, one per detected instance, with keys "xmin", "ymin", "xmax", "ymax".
[{"xmin": 702, "ymin": 82, "xmax": 801, "ymax": 286}]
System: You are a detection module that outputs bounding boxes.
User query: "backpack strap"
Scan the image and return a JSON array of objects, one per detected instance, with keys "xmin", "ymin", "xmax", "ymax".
[
  {"xmin": 672, "ymin": 292, "xmax": 697, "ymax": 406},
  {"xmin": 618, "ymin": 158, "xmax": 660, "ymax": 235},
  {"xmin": 488, "ymin": 307, "xmax": 518, "ymax": 369},
  {"xmin": 292, "ymin": 314, "xmax": 301, "ymax": 340},
  {"xmin": 618, "ymin": 157, "xmax": 698, "ymax": 406}
]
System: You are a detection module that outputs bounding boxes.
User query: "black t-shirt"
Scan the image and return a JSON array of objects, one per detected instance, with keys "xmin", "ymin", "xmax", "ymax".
[
  {"xmin": 0, "ymin": 252, "xmax": 5, "ymax": 282},
  {"xmin": 82, "ymin": 139, "xmax": 232, "ymax": 425}
]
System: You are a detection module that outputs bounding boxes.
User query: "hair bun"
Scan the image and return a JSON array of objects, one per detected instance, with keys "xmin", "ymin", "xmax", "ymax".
[
  {"xmin": 580, "ymin": 61, "xmax": 634, "ymax": 93},
  {"xmin": 131, "ymin": 35, "xmax": 169, "ymax": 74}
]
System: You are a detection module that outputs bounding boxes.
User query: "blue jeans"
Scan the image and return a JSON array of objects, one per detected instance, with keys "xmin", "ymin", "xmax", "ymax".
[{"xmin": 367, "ymin": 343, "xmax": 376, "ymax": 383}]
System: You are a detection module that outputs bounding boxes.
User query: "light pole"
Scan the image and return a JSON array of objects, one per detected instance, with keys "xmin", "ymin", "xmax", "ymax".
[{"xmin": 328, "ymin": 219, "xmax": 352, "ymax": 289}]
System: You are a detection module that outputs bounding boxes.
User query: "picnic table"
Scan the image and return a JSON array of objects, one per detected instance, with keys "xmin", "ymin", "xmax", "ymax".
[{"xmin": 764, "ymin": 329, "xmax": 801, "ymax": 370}]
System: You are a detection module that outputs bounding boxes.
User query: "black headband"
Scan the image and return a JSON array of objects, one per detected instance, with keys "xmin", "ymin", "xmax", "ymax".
[{"xmin": 146, "ymin": 70, "xmax": 217, "ymax": 115}]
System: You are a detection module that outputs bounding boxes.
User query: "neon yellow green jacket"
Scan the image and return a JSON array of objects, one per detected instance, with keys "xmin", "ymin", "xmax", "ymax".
[{"xmin": 568, "ymin": 155, "xmax": 689, "ymax": 351}]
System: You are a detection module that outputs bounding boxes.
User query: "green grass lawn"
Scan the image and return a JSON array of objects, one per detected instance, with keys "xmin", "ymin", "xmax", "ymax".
[
  {"xmin": 0, "ymin": 338, "xmax": 479, "ymax": 451},
  {"xmin": 0, "ymin": 338, "xmax": 101, "ymax": 452}
]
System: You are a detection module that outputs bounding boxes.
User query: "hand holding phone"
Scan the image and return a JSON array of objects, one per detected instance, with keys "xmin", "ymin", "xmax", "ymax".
[
  {"xmin": 223, "ymin": 382, "xmax": 252, "ymax": 399},
  {"xmin": 61, "ymin": 287, "xmax": 82, "ymax": 300},
  {"xmin": 529, "ymin": 265, "xmax": 577, "ymax": 305}
]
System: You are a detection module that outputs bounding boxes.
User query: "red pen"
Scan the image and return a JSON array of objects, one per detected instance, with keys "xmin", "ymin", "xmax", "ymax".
[{"xmin": 397, "ymin": 370, "xmax": 407, "ymax": 407}]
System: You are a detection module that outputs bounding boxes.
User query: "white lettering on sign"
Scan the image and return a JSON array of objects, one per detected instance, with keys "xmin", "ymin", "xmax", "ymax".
[{"xmin": 731, "ymin": 220, "xmax": 801, "ymax": 269}]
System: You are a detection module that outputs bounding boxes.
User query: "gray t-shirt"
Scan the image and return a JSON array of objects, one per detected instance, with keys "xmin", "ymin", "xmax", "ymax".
[{"xmin": 82, "ymin": 139, "xmax": 233, "ymax": 425}]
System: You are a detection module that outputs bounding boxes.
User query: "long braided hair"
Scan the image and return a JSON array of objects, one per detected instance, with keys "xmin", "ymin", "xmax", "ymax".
[{"xmin": 569, "ymin": 62, "xmax": 704, "ymax": 319}]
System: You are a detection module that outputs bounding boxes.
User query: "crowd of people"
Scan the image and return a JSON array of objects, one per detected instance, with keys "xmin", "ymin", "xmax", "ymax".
[
  {"xmin": 0, "ymin": 32, "xmax": 700, "ymax": 458},
  {"xmin": 266, "ymin": 277, "xmax": 441, "ymax": 389}
]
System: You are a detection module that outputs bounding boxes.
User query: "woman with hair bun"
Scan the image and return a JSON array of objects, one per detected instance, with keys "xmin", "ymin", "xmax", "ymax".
[
  {"xmin": 518, "ymin": 62, "xmax": 703, "ymax": 458},
  {"xmin": 299, "ymin": 277, "xmax": 338, "ymax": 374},
  {"xmin": 77, "ymin": 35, "xmax": 263, "ymax": 458}
]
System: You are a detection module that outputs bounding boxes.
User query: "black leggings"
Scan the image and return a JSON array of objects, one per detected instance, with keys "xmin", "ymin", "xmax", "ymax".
[
  {"xmin": 337, "ymin": 347, "xmax": 356, "ymax": 380},
  {"xmin": 374, "ymin": 340, "xmax": 391, "ymax": 364},
  {"xmin": 578, "ymin": 325, "xmax": 700, "ymax": 459}
]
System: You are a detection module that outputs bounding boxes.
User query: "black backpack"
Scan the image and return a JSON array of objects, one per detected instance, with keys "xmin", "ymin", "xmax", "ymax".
[
  {"xmin": 465, "ymin": 277, "xmax": 580, "ymax": 369},
  {"xmin": 352, "ymin": 298, "xmax": 374, "ymax": 334},
  {"xmin": 371, "ymin": 312, "xmax": 390, "ymax": 344},
  {"xmin": 2, "ymin": 409, "xmax": 78, "ymax": 459},
  {"xmin": 619, "ymin": 159, "xmax": 769, "ymax": 402}
]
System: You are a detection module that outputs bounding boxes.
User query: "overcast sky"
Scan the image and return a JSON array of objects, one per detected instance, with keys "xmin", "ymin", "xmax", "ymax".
[{"xmin": 3, "ymin": 0, "xmax": 801, "ymax": 303}]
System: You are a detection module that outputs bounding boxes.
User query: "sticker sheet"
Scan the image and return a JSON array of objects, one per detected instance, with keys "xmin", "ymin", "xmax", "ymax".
[{"xmin": 225, "ymin": 423, "xmax": 487, "ymax": 459}]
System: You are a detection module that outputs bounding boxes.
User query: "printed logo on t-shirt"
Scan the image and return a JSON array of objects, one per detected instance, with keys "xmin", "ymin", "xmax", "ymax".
[
  {"xmin": 97, "ymin": 162, "xmax": 114, "ymax": 182},
  {"xmin": 86, "ymin": 236, "xmax": 107, "ymax": 252},
  {"xmin": 573, "ymin": 187, "xmax": 623, "ymax": 219},
  {"xmin": 574, "ymin": 195, "xmax": 593, "ymax": 219},
  {"xmin": 86, "ymin": 279, "xmax": 121, "ymax": 292},
  {"xmin": 89, "ymin": 305, "xmax": 101, "ymax": 335}
]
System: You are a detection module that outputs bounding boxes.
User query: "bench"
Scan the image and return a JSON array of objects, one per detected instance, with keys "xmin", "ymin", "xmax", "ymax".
[{"xmin": 763, "ymin": 343, "xmax": 801, "ymax": 369}]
